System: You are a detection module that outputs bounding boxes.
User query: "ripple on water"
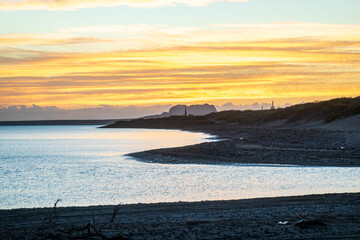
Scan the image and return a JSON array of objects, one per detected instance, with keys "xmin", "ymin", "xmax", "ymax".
[{"xmin": 0, "ymin": 125, "xmax": 359, "ymax": 209}]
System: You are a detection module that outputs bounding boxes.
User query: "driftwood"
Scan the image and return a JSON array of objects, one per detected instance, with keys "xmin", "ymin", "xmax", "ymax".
[
  {"xmin": 43, "ymin": 199, "xmax": 62, "ymax": 224},
  {"xmin": 110, "ymin": 205, "xmax": 121, "ymax": 223},
  {"xmin": 295, "ymin": 213, "xmax": 326, "ymax": 228},
  {"xmin": 36, "ymin": 200, "xmax": 128, "ymax": 240},
  {"xmin": 295, "ymin": 218, "xmax": 326, "ymax": 228}
]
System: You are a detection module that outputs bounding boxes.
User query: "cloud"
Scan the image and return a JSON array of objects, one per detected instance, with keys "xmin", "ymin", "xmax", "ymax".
[
  {"xmin": 2, "ymin": 23, "xmax": 360, "ymax": 54},
  {"xmin": 0, "ymin": 0, "xmax": 248, "ymax": 11},
  {"xmin": 59, "ymin": 22, "xmax": 360, "ymax": 43},
  {"xmin": 216, "ymin": 102, "xmax": 292, "ymax": 111},
  {"xmin": 58, "ymin": 24, "xmax": 198, "ymax": 35},
  {"xmin": 0, "ymin": 104, "xmax": 172, "ymax": 121},
  {"xmin": 1, "ymin": 22, "xmax": 359, "ymax": 109},
  {"xmin": 0, "ymin": 34, "xmax": 108, "ymax": 46},
  {"xmin": 209, "ymin": 22, "xmax": 360, "ymax": 40},
  {"xmin": 1, "ymin": 38, "xmax": 359, "ymax": 108},
  {"xmin": 59, "ymin": 24, "xmax": 155, "ymax": 34},
  {"xmin": 0, "ymin": 101, "xmax": 296, "ymax": 121}
]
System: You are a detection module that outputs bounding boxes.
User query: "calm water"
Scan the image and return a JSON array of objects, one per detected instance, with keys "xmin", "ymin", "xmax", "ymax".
[{"xmin": 0, "ymin": 125, "xmax": 359, "ymax": 209}]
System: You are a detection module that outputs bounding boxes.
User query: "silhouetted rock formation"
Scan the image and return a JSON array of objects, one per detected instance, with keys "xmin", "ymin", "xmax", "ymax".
[
  {"xmin": 169, "ymin": 105, "xmax": 188, "ymax": 116},
  {"xmin": 187, "ymin": 104, "xmax": 217, "ymax": 116},
  {"xmin": 143, "ymin": 104, "xmax": 217, "ymax": 119},
  {"xmin": 169, "ymin": 104, "xmax": 217, "ymax": 116}
]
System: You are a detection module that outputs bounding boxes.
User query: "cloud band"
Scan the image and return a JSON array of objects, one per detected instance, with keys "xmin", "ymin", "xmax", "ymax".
[{"xmin": 0, "ymin": 0, "xmax": 248, "ymax": 11}]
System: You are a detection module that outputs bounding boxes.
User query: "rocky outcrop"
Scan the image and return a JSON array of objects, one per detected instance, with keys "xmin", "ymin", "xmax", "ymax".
[
  {"xmin": 169, "ymin": 104, "xmax": 217, "ymax": 116},
  {"xmin": 142, "ymin": 104, "xmax": 217, "ymax": 119},
  {"xmin": 187, "ymin": 104, "xmax": 217, "ymax": 116},
  {"xmin": 169, "ymin": 105, "xmax": 187, "ymax": 116}
]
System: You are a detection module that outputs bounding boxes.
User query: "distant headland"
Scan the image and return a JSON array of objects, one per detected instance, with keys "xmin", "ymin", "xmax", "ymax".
[
  {"xmin": 143, "ymin": 103, "xmax": 217, "ymax": 119},
  {"xmin": 104, "ymin": 96, "xmax": 360, "ymax": 167}
]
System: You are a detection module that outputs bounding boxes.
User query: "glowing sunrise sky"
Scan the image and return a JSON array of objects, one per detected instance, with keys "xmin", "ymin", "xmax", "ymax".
[{"xmin": 1, "ymin": 0, "xmax": 360, "ymax": 117}]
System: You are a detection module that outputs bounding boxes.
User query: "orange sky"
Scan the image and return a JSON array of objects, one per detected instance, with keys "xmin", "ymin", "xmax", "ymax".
[{"xmin": 1, "ymin": 3, "xmax": 360, "ymax": 110}]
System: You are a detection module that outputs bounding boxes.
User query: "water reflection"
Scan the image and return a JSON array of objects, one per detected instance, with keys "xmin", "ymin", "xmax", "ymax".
[{"xmin": 0, "ymin": 126, "xmax": 359, "ymax": 209}]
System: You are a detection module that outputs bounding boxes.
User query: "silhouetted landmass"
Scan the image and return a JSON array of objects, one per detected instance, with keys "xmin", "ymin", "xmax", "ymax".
[
  {"xmin": 105, "ymin": 97, "xmax": 360, "ymax": 130},
  {"xmin": 143, "ymin": 103, "xmax": 217, "ymax": 119},
  {"xmin": 210, "ymin": 96, "xmax": 360, "ymax": 125},
  {"xmin": 104, "ymin": 97, "xmax": 360, "ymax": 167},
  {"xmin": 0, "ymin": 119, "xmax": 120, "ymax": 126},
  {"xmin": 104, "ymin": 115, "xmax": 215, "ymax": 130},
  {"xmin": 169, "ymin": 104, "xmax": 217, "ymax": 116}
]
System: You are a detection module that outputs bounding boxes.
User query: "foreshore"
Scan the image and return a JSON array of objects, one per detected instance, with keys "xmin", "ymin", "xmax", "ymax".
[
  {"xmin": 129, "ymin": 128, "xmax": 360, "ymax": 166},
  {"xmin": 106, "ymin": 115, "xmax": 360, "ymax": 167},
  {"xmin": 1, "ymin": 193, "xmax": 360, "ymax": 239}
]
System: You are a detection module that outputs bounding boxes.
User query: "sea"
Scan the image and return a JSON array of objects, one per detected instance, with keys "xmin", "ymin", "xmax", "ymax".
[{"xmin": 0, "ymin": 125, "xmax": 359, "ymax": 209}]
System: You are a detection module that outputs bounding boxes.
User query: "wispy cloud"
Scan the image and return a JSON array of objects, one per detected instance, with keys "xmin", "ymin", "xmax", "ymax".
[
  {"xmin": 216, "ymin": 102, "xmax": 292, "ymax": 111},
  {"xmin": 0, "ymin": 0, "xmax": 248, "ymax": 11},
  {"xmin": 0, "ymin": 34, "xmax": 109, "ymax": 47},
  {"xmin": 1, "ymin": 22, "xmax": 360, "ymax": 108},
  {"xmin": 58, "ymin": 24, "xmax": 198, "ymax": 35},
  {"xmin": 2, "ymin": 22, "xmax": 360, "ymax": 54},
  {"xmin": 0, "ymin": 101, "xmax": 294, "ymax": 121},
  {"xmin": 0, "ymin": 104, "xmax": 172, "ymax": 121},
  {"xmin": 209, "ymin": 22, "xmax": 360, "ymax": 42}
]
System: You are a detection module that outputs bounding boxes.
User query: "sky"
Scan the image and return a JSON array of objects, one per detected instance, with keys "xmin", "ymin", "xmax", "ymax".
[{"xmin": 1, "ymin": 0, "xmax": 360, "ymax": 120}]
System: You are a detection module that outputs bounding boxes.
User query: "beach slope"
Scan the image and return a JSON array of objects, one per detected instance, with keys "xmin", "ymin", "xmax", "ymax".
[{"xmin": 1, "ymin": 193, "xmax": 360, "ymax": 239}]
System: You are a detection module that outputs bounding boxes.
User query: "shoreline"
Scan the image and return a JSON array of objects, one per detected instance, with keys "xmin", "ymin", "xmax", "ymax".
[
  {"xmin": 124, "ymin": 126, "xmax": 360, "ymax": 167},
  {"xmin": 103, "ymin": 112, "xmax": 360, "ymax": 167},
  {"xmin": 2, "ymin": 193, "xmax": 360, "ymax": 239},
  {"xmin": 129, "ymin": 152, "xmax": 360, "ymax": 168}
]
